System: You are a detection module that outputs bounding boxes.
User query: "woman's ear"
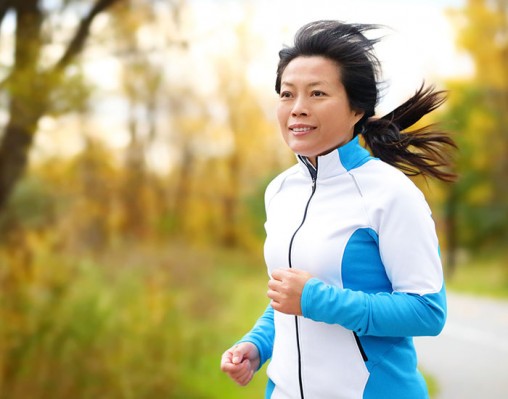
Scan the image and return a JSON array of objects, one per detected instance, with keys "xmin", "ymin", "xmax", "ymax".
[{"xmin": 353, "ymin": 109, "xmax": 365, "ymax": 124}]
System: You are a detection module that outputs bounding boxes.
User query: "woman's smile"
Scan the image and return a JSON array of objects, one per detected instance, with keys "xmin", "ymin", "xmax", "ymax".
[{"xmin": 289, "ymin": 123, "xmax": 317, "ymax": 136}]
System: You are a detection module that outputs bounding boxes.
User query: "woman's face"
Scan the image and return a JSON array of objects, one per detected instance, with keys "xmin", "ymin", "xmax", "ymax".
[{"xmin": 277, "ymin": 56, "xmax": 364, "ymax": 165}]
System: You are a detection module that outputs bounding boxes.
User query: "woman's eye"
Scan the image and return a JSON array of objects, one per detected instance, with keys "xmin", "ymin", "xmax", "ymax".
[
  {"xmin": 280, "ymin": 91, "xmax": 292, "ymax": 98},
  {"xmin": 312, "ymin": 91, "xmax": 325, "ymax": 97}
]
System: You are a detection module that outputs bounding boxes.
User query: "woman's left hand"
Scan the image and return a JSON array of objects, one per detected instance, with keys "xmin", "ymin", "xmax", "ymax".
[{"xmin": 268, "ymin": 268, "xmax": 313, "ymax": 315}]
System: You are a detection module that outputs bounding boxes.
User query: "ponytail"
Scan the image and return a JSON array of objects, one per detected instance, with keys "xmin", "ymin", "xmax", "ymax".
[{"xmin": 361, "ymin": 84, "xmax": 457, "ymax": 182}]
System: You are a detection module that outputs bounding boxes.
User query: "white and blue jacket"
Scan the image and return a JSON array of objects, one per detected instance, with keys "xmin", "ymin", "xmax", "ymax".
[{"xmin": 239, "ymin": 136, "xmax": 447, "ymax": 399}]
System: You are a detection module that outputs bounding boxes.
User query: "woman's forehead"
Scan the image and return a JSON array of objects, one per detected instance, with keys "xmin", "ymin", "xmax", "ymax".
[{"xmin": 281, "ymin": 56, "xmax": 342, "ymax": 86}]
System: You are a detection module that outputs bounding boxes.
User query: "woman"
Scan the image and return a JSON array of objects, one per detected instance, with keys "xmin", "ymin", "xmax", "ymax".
[{"xmin": 220, "ymin": 20, "xmax": 456, "ymax": 399}]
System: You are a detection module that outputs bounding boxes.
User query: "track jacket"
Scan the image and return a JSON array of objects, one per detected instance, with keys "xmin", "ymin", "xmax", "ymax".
[{"xmin": 239, "ymin": 136, "xmax": 447, "ymax": 399}]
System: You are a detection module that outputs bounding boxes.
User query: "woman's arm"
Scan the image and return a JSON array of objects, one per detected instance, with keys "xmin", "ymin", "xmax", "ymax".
[
  {"xmin": 301, "ymin": 280, "xmax": 446, "ymax": 337},
  {"xmin": 236, "ymin": 304, "xmax": 275, "ymax": 368}
]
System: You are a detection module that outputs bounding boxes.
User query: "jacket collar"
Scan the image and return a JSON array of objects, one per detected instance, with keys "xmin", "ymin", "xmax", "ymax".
[{"xmin": 297, "ymin": 136, "xmax": 373, "ymax": 180}]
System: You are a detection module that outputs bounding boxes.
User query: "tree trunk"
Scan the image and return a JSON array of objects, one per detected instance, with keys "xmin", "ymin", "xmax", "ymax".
[
  {"xmin": 0, "ymin": 0, "xmax": 121, "ymax": 214},
  {"xmin": 0, "ymin": 0, "xmax": 43, "ymax": 210},
  {"xmin": 0, "ymin": 116, "xmax": 41, "ymax": 210},
  {"xmin": 445, "ymin": 186, "xmax": 458, "ymax": 278}
]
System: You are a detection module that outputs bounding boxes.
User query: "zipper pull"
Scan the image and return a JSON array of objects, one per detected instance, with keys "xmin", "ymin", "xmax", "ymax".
[
  {"xmin": 311, "ymin": 158, "xmax": 318, "ymax": 192},
  {"xmin": 299, "ymin": 155, "xmax": 318, "ymax": 183}
]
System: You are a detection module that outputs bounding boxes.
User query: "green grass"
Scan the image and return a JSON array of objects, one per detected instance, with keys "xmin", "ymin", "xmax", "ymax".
[
  {"xmin": 0, "ymin": 241, "xmax": 270, "ymax": 398},
  {"xmin": 446, "ymin": 254, "xmax": 508, "ymax": 298},
  {"xmin": 422, "ymin": 370, "xmax": 439, "ymax": 398}
]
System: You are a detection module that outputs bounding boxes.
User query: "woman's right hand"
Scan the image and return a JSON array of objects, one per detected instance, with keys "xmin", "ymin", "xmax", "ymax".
[{"xmin": 220, "ymin": 342, "xmax": 260, "ymax": 386}]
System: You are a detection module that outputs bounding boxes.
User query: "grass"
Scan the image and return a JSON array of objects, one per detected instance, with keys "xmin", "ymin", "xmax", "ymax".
[
  {"xmin": 422, "ymin": 370, "xmax": 439, "ymax": 398},
  {"xmin": 446, "ymin": 253, "xmax": 508, "ymax": 298},
  {"xmin": 0, "ymin": 240, "xmax": 270, "ymax": 399}
]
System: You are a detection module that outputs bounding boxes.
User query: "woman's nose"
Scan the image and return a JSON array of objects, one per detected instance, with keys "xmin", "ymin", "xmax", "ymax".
[{"xmin": 291, "ymin": 97, "xmax": 309, "ymax": 116}]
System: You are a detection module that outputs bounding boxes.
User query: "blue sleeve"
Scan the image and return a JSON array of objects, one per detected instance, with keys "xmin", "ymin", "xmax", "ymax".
[
  {"xmin": 237, "ymin": 304, "xmax": 274, "ymax": 368},
  {"xmin": 301, "ymin": 279, "xmax": 446, "ymax": 337}
]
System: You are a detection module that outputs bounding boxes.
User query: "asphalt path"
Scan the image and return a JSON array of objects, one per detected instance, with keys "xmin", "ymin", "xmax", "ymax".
[{"xmin": 415, "ymin": 292, "xmax": 508, "ymax": 398}]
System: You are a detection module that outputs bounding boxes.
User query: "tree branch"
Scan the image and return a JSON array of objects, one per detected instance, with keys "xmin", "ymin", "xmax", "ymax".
[{"xmin": 55, "ymin": 0, "xmax": 122, "ymax": 71}]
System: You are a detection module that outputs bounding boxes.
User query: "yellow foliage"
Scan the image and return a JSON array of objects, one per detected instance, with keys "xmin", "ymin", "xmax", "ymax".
[
  {"xmin": 466, "ymin": 181, "xmax": 493, "ymax": 205},
  {"xmin": 452, "ymin": 0, "xmax": 508, "ymax": 87},
  {"xmin": 467, "ymin": 108, "xmax": 497, "ymax": 170}
]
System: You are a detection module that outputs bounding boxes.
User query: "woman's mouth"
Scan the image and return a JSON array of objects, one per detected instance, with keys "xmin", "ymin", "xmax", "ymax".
[{"xmin": 289, "ymin": 125, "xmax": 316, "ymax": 136}]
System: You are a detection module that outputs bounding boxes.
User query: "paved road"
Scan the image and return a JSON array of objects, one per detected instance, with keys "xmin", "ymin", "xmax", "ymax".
[{"xmin": 415, "ymin": 292, "xmax": 508, "ymax": 398}]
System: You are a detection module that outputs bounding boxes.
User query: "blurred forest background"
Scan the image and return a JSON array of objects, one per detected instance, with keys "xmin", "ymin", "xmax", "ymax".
[{"xmin": 0, "ymin": 0, "xmax": 507, "ymax": 398}]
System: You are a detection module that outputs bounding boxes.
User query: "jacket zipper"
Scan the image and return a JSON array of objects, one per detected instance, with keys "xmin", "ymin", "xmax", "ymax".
[
  {"xmin": 353, "ymin": 332, "xmax": 369, "ymax": 362},
  {"xmin": 287, "ymin": 157, "xmax": 318, "ymax": 399}
]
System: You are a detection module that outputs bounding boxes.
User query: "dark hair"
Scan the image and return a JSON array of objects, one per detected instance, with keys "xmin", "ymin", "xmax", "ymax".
[{"xmin": 276, "ymin": 20, "xmax": 457, "ymax": 182}]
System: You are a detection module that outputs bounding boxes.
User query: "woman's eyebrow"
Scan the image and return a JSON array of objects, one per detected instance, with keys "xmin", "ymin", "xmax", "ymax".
[{"xmin": 280, "ymin": 81, "xmax": 328, "ymax": 88}]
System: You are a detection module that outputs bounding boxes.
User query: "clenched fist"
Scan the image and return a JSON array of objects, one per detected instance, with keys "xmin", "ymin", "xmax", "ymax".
[
  {"xmin": 267, "ymin": 268, "xmax": 313, "ymax": 315},
  {"xmin": 220, "ymin": 342, "xmax": 260, "ymax": 386}
]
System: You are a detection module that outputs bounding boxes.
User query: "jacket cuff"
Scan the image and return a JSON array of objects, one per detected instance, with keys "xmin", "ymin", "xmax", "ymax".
[{"xmin": 301, "ymin": 277, "xmax": 322, "ymax": 319}]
